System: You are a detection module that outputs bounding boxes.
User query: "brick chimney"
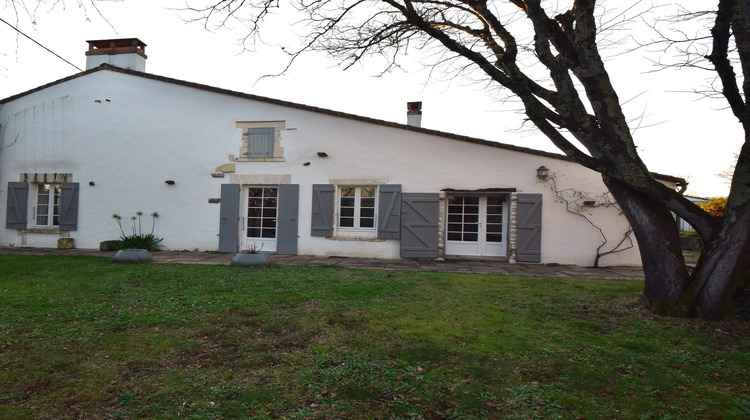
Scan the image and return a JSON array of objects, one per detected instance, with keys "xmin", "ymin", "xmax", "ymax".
[
  {"xmin": 85, "ymin": 38, "xmax": 147, "ymax": 71},
  {"xmin": 407, "ymin": 101, "xmax": 422, "ymax": 127}
]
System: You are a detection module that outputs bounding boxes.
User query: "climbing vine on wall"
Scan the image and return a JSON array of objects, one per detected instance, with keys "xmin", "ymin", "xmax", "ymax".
[{"xmin": 544, "ymin": 173, "xmax": 634, "ymax": 268}]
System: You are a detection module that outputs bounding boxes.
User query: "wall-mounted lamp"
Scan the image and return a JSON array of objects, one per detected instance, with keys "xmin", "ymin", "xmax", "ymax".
[
  {"xmin": 303, "ymin": 162, "xmax": 311, "ymax": 166},
  {"xmin": 165, "ymin": 180, "xmax": 176, "ymax": 185},
  {"xmin": 317, "ymin": 152, "xmax": 328, "ymax": 157},
  {"xmin": 536, "ymin": 166, "xmax": 549, "ymax": 180},
  {"xmin": 88, "ymin": 181, "xmax": 95, "ymax": 186}
]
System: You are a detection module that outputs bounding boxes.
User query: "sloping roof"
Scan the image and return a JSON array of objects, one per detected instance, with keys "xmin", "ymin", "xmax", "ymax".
[{"xmin": 0, "ymin": 64, "xmax": 685, "ymax": 186}]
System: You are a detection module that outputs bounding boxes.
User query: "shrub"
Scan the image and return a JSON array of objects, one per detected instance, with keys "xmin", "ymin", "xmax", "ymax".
[
  {"xmin": 699, "ymin": 197, "xmax": 727, "ymax": 218},
  {"xmin": 112, "ymin": 212, "xmax": 164, "ymax": 251}
]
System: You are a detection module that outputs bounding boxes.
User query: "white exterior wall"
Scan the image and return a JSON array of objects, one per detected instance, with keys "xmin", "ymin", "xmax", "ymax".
[{"xmin": 0, "ymin": 69, "xmax": 643, "ymax": 266}]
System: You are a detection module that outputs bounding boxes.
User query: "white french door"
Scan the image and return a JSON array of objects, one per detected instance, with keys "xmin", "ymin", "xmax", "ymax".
[
  {"xmin": 241, "ymin": 186, "xmax": 278, "ymax": 252},
  {"xmin": 445, "ymin": 195, "xmax": 508, "ymax": 257}
]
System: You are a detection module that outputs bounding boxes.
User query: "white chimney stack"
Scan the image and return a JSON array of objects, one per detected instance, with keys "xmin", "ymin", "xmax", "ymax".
[
  {"xmin": 85, "ymin": 38, "xmax": 147, "ymax": 71},
  {"xmin": 407, "ymin": 101, "xmax": 422, "ymax": 127}
]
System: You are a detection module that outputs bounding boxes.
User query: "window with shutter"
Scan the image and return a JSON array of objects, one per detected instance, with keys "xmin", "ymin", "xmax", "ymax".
[
  {"xmin": 6, "ymin": 179, "xmax": 79, "ymax": 231},
  {"xmin": 236, "ymin": 121, "xmax": 285, "ymax": 160}
]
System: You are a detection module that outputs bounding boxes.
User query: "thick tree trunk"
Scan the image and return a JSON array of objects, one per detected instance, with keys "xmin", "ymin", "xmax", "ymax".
[
  {"xmin": 605, "ymin": 178, "xmax": 694, "ymax": 316},
  {"xmin": 693, "ymin": 203, "xmax": 750, "ymax": 318},
  {"xmin": 693, "ymin": 143, "xmax": 750, "ymax": 318}
]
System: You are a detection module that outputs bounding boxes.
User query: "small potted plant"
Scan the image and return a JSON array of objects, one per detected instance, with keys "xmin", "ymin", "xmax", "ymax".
[
  {"xmin": 231, "ymin": 243, "xmax": 270, "ymax": 267},
  {"xmin": 111, "ymin": 212, "xmax": 163, "ymax": 263}
]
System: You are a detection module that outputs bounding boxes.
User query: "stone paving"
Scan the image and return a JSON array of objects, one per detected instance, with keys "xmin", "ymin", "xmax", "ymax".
[{"xmin": 0, "ymin": 246, "xmax": 648, "ymax": 280}]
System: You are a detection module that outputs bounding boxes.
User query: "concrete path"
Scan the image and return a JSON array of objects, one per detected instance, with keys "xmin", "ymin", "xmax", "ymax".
[{"xmin": 0, "ymin": 247, "xmax": 647, "ymax": 280}]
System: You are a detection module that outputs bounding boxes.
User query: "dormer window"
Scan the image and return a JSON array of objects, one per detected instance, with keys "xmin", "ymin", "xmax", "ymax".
[{"xmin": 237, "ymin": 121, "xmax": 285, "ymax": 161}]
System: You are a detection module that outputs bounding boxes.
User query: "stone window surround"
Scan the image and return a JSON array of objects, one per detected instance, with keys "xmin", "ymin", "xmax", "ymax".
[{"xmin": 236, "ymin": 121, "xmax": 285, "ymax": 162}]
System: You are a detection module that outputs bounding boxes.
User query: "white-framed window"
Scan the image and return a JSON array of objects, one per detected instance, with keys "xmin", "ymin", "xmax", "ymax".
[
  {"xmin": 34, "ymin": 183, "xmax": 62, "ymax": 227},
  {"xmin": 337, "ymin": 186, "xmax": 377, "ymax": 236},
  {"xmin": 246, "ymin": 186, "xmax": 278, "ymax": 239}
]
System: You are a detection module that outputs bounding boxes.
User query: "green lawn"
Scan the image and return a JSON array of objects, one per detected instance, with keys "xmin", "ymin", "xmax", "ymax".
[{"xmin": 0, "ymin": 255, "xmax": 748, "ymax": 419}]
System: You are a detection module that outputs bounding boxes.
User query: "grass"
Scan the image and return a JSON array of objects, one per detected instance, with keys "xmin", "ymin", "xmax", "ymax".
[{"xmin": 0, "ymin": 255, "xmax": 748, "ymax": 419}]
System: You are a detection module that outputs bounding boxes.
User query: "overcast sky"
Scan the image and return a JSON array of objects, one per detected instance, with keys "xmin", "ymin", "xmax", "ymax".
[{"xmin": 0, "ymin": 0, "xmax": 741, "ymax": 197}]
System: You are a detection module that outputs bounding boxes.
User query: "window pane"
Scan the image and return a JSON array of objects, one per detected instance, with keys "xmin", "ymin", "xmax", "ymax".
[
  {"xmin": 487, "ymin": 215, "xmax": 503, "ymax": 224},
  {"xmin": 360, "ymin": 187, "xmax": 375, "ymax": 197},
  {"xmin": 448, "ymin": 214, "xmax": 462, "ymax": 223},
  {"xmin": 341, "ymin": 197, "xmax": 355, "ymax": 207},
  {"xmin": 361, "ymin": 197, "xmax": 375, "ymax": 208},
  {"xmin": 360, "ymin": 208, "xmax": 374, "ymax": 218},
  {"xmin": 360, "ymin": 218, "xmax": 374, "ymax": 228},
  {"xmin": 486, "ymin": 234, "xmax": 503, "ymax": 242},
  {"xmin": 341, "ymin": 187, "xmax": 354, "ymax": 197},
  {"xmin": 448, "ymin": 232, "xmax": 462, "ymax": 241},
  {"xmin": 464, "ymin": 214, "xmax": 479, "ymax": 224},
  {"xmin": 448, "ymin": 223, "xmax": 462, "ymax": 232},
  {"xmin": 487, "ymin": 206, "xmax": 503, "ymax": 216},
  {"xmin": 248, "ymin": 198, "xmax": 262, "ymax": 208},
  {"xmin": 465, "ymin": 224, "xmax": 478, "ymax": 233},
  {"xmin": 263, "ymin": 188, "xmax": 277, "ymax": 198},
  {"xmin": 248, "ymin": 188, "xmax": 262, "ymax": 197},
  {"xmin": 340, "ymin": 217, "xmax": 354, "ymax": 227},
  {"xmin": 465, "ymin": 197, "xmax": 479, "ymax": 205},
  {"xmin": 262, "ymin": 218, "xmax": 277, "ymax": 228},
  {"xmin": 261, "ymin": 229, "xmax": 276, "ymax": 238},
  {"xmin": 487, "ymin": 196, "xmax": 504, "ymax": 205},
  {"xmin": 341, "ymin": 207, "xmax": 354, "ymax": 217},
  {"xmin": 262, "ymin": 208, "xmax": 277, "ymax": 218},
  {"xmin": 464, "ymin": 233, "xmax": 478, "ymax": 242},
  {"xmin": 448, "ymin": 205, "xmax": 462, "ymax": 214},
  {"xmin": 247, "ymin": 227, "xmax": 261, "ymax": 237},
  {"xmin": 465, "ymin": 205, "xmax": 479, "ymax": 214},
  {"xmin": 248, "ymin": 218, "xmax": 261, "ymax": 227},
  {"xmin": 486, "ymin": 223, "xmax": 502, "ymax": 233}
]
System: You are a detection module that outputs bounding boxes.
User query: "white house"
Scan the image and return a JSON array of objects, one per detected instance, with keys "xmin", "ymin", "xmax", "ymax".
[{"xmin": 0, "ymin": 39, "xmax": 684, "ymax": 266}]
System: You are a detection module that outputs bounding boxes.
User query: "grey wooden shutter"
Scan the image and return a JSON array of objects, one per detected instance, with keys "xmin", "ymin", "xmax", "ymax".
[
  {"xmin": 400, "ymin": 193, "xmax": 439, "ymax": 258},
  {"xmin": 311, "ymin": 184, "xmax": 335, "ymax": 237},
  {"xmin": 6, "ymin": 182, "xmax": 28, "ymax": 230},
  {"xmin": 58, "ymin": 182, "xmax": 80, "ymax": 231},
  {"xmin": 378, "ymin": 184, "xmax": 401, "ymax": 239},
  {"xmin": 516, "ymin": 193, "xmax": 543, "ymax": 262},
  {"xmin": 218, "ymin": 184, "xmax": 241, "ymax": 253},
  {"xmin": 246, "ymin": 128, "xmax": 275, "ymax": 158},
  {"xmin": 276, "ymin": 184, "xmax": 299, "ymax": 255}
]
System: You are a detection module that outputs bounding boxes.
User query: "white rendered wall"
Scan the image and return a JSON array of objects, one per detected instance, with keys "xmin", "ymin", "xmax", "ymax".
[{"xmin": 0, "ymin": 69, "xmax": 645, "ymax": 266}]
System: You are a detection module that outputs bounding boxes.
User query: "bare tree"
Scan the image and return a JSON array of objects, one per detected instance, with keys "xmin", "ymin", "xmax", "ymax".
[{"xmin": 178, "ymin": 0, "xmax": 748, "ymax": 318}]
